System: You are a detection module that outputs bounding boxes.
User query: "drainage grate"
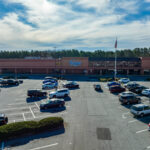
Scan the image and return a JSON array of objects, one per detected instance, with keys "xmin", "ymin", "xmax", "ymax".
[{"xmin": 96, "ymin": 128, "xmax": 112, "ymax": 140}]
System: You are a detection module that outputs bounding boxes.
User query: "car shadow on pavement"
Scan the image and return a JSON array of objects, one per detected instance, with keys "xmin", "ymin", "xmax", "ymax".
[
  {"xmin": 0, "ymin": 85, "xmax": 19, "ymax": 88},
  {"xmin": 5, "ymin": 127, "xmax": 65, "ymax": 148},
  {"xmin": 26, "ymin": 96, "xmax": 47, "ymax": 103},
  {"xmin": 68, "ymin": 87, "xmax": 80, "ymax": 90},
  {"xmin": 40, "ymin": 106, "xmax": 66, "ymax": 113},
  {"xmin": 95, "ymin": 89, "xmax": 103, "ymax": 93},
  {"xmin": 133, "ymin": 115, "xmax": 150, "ymax": 124},
  {"xmin": 63, "ymin": 96, "xmax": 71, "ymax": 101}
]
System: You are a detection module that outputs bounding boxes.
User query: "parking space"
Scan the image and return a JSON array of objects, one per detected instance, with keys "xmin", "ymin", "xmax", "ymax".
[{"xmin": 1, "ymin": 79, "xmax": 150, "ymax": 150}]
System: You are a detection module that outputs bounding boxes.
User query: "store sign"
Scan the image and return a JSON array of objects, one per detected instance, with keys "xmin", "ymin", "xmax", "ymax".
[{"xmin": 69, "ymin": 60, "xmax": 81, "ymax": 66}]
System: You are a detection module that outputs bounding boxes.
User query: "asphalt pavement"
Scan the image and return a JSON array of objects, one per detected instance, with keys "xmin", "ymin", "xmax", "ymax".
[{"xmin": 0, "ymin": 79, "xmax": 150, "ymax": 150}]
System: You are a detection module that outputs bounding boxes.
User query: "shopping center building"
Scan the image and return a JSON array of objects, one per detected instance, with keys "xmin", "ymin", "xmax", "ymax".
[{"xmin": 0, "ymin": 57, "xmax": 149, "ymax": 75}]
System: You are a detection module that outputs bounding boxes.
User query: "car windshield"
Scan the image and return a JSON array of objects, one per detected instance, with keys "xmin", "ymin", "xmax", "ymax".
[{"xmin": 131, "ymin": 106, "xmax": 143, "ymax": 111}]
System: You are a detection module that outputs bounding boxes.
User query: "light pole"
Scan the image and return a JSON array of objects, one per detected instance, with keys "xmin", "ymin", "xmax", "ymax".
[{"xmin": 114, "ymin": 38, "xmax": 117, "ymax": 81}]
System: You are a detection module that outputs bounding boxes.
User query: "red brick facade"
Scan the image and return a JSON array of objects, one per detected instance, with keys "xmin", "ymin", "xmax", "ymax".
[{"xmin": 0, "ymin": 57, "xmax": 149, "ymax": 75}]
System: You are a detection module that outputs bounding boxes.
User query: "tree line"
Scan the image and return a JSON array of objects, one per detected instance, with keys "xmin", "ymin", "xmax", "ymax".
[{"xmin": 0, "ymin": 48, "xmax": 150, "ymax": 58}]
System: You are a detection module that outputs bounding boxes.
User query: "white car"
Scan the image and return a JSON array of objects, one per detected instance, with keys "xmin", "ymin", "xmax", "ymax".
[
  {"xmin": 42, "ymin": 82, "xmax": 57, "ymax": 89},
  {"xmin": 49, "ymin": 88, "xmax": 69, "ymax": 98},
  {"xmin": 141, "ymin": 89, "xmax": 150, "ymax": 96},
  {"xmin": 131, "ymin": 104, "xmax": 150, "ymax": 117},
  {"xmin": 119, "ymin": 78, "xmax": 130, "ymax": 84}
]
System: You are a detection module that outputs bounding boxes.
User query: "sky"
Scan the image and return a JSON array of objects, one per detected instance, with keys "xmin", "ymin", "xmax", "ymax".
[{"xmin": 0, "ymin": 0, "xmax": 150, "ymax": 51}]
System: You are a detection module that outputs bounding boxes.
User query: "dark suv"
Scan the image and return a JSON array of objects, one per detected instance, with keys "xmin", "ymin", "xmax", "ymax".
[
  {"xmin": 27, "ymin": 89, "xmax": 47, "ymax": 98},
  {"xmin": 40, "ymin": 99, "xmax": 65, "ymax": 110},
  {"xmin": 0, "ymin": 113, "xmax": 8, "ymax": 125},
  {"xmin": 119, "ymin": 92, "xmax": 141, "ymax": 105},
  {"xmin": 130, "ymin": 85, "xmax": 147, "ymax": 94},
  {"xmin": 0, "ymin": 79, "xmax": 19, "ymax": 86}
]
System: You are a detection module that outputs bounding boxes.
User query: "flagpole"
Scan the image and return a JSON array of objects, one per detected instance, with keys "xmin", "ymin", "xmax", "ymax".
[
  {"xmin": 114, "ymin": 38, "xmax": 117, "ymax": 81},
  {"xmin": 114, "ymin": 47, "xmax": 117, "ymax": 80}
]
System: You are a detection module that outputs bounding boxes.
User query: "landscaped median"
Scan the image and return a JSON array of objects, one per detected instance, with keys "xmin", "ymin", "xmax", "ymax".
[{"xmin": 0, "ymin": 117, "xmax": 64, "ymax": 140}]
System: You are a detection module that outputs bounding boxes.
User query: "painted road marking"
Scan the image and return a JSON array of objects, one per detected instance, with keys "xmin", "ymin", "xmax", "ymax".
[
  {"xmin": 29, "ymin": 143, "xmax": 58, "ymax": 150},
  {"xmin": 22, "ymin": 113, "xmax": 26, "ymax": 121},
  {"xmin": 136, "ymin": 129, "xmax": 148, "ymax": 134},
  {"xmin": 122, "ymin": 112, "xmax": 130, "ymax": 119},
  {"xmin": 29, "ymin": 107, "xmax": 35, "ymax": 118},
  {"xmin": 7, "ymin": 110, "xmax": 39, "ymax": 116},
  {"xmin": 128, "ymin": 120, "xmax": 137, "ymax": 123},
  {"xmin": 0, "ymin": 106, "xmax": 31, "ymax": 111},
  {"xmin": 35, "ymin": 102, "xmax": 40, "ymax": 109}
]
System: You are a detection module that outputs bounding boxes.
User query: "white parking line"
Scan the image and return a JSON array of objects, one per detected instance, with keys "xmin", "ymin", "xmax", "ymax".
[
  {"xmin": 29, "ymin": 107, "xmax": 35, "ymax": 118},
  {"xmin": 1, "ymin": 141, "xmax": 4, "ymax": 150},
  {"xmin": 29, "ymin": 143, "xmax": 58, "ymax": 150},
  {"xmin": 35, "ymin": 102, "xmax": 40, "ymax": 109},
  {"xmin": 8, "ymin": 110, "xmax": 39, "ymax": 116},
  {"xmin": 136, "ymin": 129, "xmax": 148, "ymax": 134},
  {"xmin": 22, "ymin": 113, "xmax": 26, "ymax": 121},
  {"xmin": 0, "ymin": 106, "xmax": 30, "ymax": 111},
  {"xmin": 128, "ymin": 120, "xmax": 137, "ymax": 123}
]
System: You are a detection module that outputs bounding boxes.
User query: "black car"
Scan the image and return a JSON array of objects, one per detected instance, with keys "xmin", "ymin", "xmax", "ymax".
[
  {"xmin": 18, "ymin": 80, "xmax": 23, "ymax": 84},
  {"xmin": 93, "ymin": 84, "xmax": 101, "ymax": 91},
  {"xmin": 0, "ymin": 79, "xmax": 19, "ymax": 86},
  {"xmin": 63, "ymin": 81, "xmax": 79, "ymax": 88},
  {"xmin": 125, "ymin": 82, "xmax": 139, "ymax": 90},
  {"xmin": 0, "ymin": 113, "xmax": 8, "ymax": 125},
  {"xmin": 40, "ymin": 99, "xmax": 65, "ymax": 110},
  {"xmin": 130, "ymin": 85, "xmax": 147, "ymax": 94},
  {"xmin": 27, "ymin": 89, "xmax": 47, "ymax": 98}
]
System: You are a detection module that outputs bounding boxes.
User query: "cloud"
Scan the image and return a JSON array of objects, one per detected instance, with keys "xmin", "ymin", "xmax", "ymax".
[{"xmin": 0, "ymin": 0, "xmax": 149, "ymax": 50}]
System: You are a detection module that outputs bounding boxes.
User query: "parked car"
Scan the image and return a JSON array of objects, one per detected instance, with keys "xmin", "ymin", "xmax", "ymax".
[
  {"xmin": 119, "ymin": 92, "xmax": 141, "ymax": 104},
  {"xmin": 109, "ymin": 85, "xmax": 125, "ymax": 93},
  {"xmin": 141, "ymin": 89, "xmax": 150, "ymax": 96},
  {"xmin": 42, "ymin": 82, "xmax": 57, "ymax": 89},
  {"xmin": 44, "ymin": 76, "xmax": 57, "ymax": 81},
  {"xmin": 93, "ymin": 84, "xmax": 102, "ymax": 91},
  {"xmin": 49, "ymin": 88, "xmax": 69, "ymax": 98},
  {"xmin": 119, "ymin": 78, "xmax": 130, "ymax": 84},
  {"xmin": 107, "ymin": 81, "xmax": 120, "ymax": 87},
  {"xmin": 43, "ymin": 79, "xmax": 57, "ymax": 84},
  {"xmin": 0, "ymin": 113, "xmax": 8, "ymax": 125},
  {"xmin": 18, "ymin": 80, "xmax": 23, "ymax": 84},
  {"xmin": 130, "ymin": 85, "xmax": 147, "ymax": 94},
  {"xmin": 0, "ymin": 79, "xmax": 19, "ymax": 86},
  {"xmin": 40, "ymin": 99, "xmax": 65, "ymax": 110},
  {"xmin": 125, "ymin": 82, "xmax": 139, "ymax": 90},
  {"xmin": 131, "ymin": 104, "xmax": 150, "ymax": 117},
  {"xmin": 63, "ymin": 81, "xmax": 79, "ymax": 88},
  {"xmin": 27, "ymin": 89, "xmax": 47, "ymax": 97}
]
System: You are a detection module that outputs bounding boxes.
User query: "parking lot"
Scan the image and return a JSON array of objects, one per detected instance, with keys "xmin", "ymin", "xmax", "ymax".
[{"xmin": 1, "ymin": 78, "xmax": 150, "ymax": 150}]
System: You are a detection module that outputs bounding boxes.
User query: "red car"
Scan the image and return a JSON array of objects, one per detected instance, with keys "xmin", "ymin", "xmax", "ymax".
[{"xmin": 109, "ymin": 85, "xmax": 125, "ymax": 93}]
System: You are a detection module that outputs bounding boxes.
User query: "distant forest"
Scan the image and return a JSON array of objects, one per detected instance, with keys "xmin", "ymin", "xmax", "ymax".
[{"xmin": 0, "ymin": 48, "xmax": 150, "ymax": 58}]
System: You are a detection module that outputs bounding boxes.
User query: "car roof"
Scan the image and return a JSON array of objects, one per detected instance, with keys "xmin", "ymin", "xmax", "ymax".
[
  {"xmin": 57, "ymin": 88, "xmax": 68, "ymax": 91},
  {"xmin": 28, "ymin": 89, "xmax": 41, "ymax": 91},
  {"xmin": 50, "ymin": 98, "xmax": 64, "ymax": 101},
  {"xmin": 120, "ymin": 91, "xmax": 134, "ymax": 95},
  {"xmin": 0, "ymin": 113, "xmax": 5, "ymax": 117},
  {"xmin": 133, "ymin": 104, "xmax": 148, "ymax": 108}
]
